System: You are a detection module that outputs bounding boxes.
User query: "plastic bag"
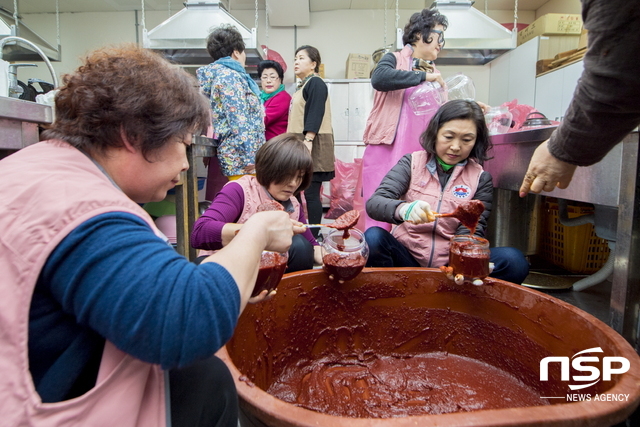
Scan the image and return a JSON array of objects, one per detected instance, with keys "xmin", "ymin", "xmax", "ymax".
[
  {"xmin": 324, "ymin": 158, "xmax": 362, "ymax": 220},
  {"xmin": 500, "ymin": 99, "xmax": 536, "ymax": 131}
]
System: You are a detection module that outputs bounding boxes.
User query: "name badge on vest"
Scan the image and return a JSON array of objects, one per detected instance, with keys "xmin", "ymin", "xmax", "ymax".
[{"xmin": 452, "ymin": 185, "xmax": 472, "ymax": 199}]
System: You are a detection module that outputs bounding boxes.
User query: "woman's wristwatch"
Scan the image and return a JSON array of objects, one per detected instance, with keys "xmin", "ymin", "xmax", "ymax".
[{"xmin": 304, "ymin": 136, "xmax": 314, "ymax": 143}]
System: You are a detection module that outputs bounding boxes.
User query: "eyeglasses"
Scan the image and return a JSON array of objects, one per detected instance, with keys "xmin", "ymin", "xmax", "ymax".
[
  {"xmin": 430, "ymin": 29, "xmax": 445, "ymax": 47},
  {"xmin": 261, "ymin": 74, "xmax": 280, "ymax": 81}
]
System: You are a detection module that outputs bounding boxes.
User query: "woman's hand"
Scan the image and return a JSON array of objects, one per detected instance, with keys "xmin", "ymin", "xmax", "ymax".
[
  {"xmin": 243, "ymin": 211, "xmax": 296, "ymax": 253},
  {"xmin": 519, "ymin": 140, "xmax": 577, "ymax": 197},
  {"xmin": 476, "ymin": 101, "xmax": 491, "ymax": 114},
  {"xmin": 424, "ymin": 71, "xmax": 444, "ymax": 89},
  {"xmin": 398, "ymin": 200, "xmax": 434, "ymax": 224},
  {"xmin": 248, "ymin": 289, "xmax": 277, "ymax": 304}
]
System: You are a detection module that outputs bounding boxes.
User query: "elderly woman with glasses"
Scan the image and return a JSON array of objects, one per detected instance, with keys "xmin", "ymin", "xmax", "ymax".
[
  {"xmin": 361, "ymin": 8, "xmax": 449, "ymax": 231},
  {"xmin": 258, "ymin": 60, "xmax": 292, "ymax": 141}
]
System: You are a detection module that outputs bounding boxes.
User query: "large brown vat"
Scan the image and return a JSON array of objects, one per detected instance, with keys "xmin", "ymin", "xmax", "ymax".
[{"xmin": 219, "ymin": 268, "xmax": 640, "ymax": 426}]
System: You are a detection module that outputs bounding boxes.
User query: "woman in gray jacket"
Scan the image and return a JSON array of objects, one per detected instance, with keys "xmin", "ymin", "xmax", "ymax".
[{"xmin": 365, "ymin": 100, "xmax": 529, "ymax": 284}]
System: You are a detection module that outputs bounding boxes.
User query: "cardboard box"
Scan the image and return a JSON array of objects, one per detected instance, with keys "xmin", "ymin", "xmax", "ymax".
[
  {"xmin": 517, "ymin": 13, "xmax": 583, "ymax": 46},
  {"xmin": 536, "ymin": 59, "xmax": 554, "ymax": 75},
  {"xmin": 345, "ymin": 53, "xmax": 371, "ymax": 79}
]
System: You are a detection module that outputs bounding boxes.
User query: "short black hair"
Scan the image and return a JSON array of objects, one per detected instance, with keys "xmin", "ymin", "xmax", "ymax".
[
  {"xmin": 205, "ymin": 24, "xmax": 245, "ymax": 61},
  {"xmin": 402, "ymin": 8, "xmax": 449, "ymax": 46},
  {"xmin": 258, "ymin": 60, "xmax": 284, "ymax": 81},
  {"xmin": 295, "ymin": 45, "xmax": 321, "ymax": 73},
  {"xmin": 420, "ymin": 100, "xmax": 493, "ymax": 164},
  {"xmin": 255, "ymin": 133, "xmax": 313, "ymax": 195}
]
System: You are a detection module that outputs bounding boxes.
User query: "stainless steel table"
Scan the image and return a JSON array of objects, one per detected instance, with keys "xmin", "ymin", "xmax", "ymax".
[
  {"xmin": 174, "ymin": 135, "xmax": 218, "ymax": 261},
  {"xmin": 484, "ymin": 127, "xmax": 640, "ymax": 351}
]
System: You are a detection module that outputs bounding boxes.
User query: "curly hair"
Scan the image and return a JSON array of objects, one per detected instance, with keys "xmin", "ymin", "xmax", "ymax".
[
  {"xmin": 42, "ymin": 44, "xmax": 209, "ymax": 161},
  {"xmin": 258, "ymin": 59, "xmax": 284, "ymax": 81},
  {"xmin": 402, "ymin": 8, "xmax": 449, "ymax": 46},
  {"xmin": 206, "ymin": 24, "xmax": 245, "ymax": 61},
  {"xmin": 255, "ymin": 133, "xmax": 313, "ymax": 195},
  {"xmin": 420, "ymin": 100, "xmax": 493, "ymax": 164}
]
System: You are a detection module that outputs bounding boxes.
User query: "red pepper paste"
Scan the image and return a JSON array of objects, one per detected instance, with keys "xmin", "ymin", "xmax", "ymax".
[
  {"xmin": 449, "ymin": 237, "xmax": 490, "ymax": 279},
  {"xmin": 323, "ymin": 253, "xmax": 366, "ymax": 282},
  {"xmin": 252, "ymin": 252, "xmax": 287, "ymax": 296},
  {"xmin": 257, "ymin": 200, "xmax": 284, "ymax": 212}
]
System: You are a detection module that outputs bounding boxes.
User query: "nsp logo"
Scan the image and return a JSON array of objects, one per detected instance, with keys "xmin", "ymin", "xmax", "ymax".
[{"xmin": 540, "ymin": 347, "xmax": 630, "ymax": 390}]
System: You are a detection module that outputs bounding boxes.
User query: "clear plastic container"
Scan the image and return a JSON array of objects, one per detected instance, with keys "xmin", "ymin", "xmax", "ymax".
[
  {"xmin": 444, "ymin": 73, "xmax": 476, "ymax": 101},
  {"xmin": 322, "ymin": 228, "xmax": 369, "ymax": 282},
  {"xmin": 252, "ymin": 251, "xmax": 288, "ymax": 296},
  {"xmin": 485, "ymin": 106, "xmax": 513, "ymax": 135},
  {"xmin": 408, "ymin": 81, "xmax": 445, "ymax": 116},
  {"xmin": 448, "ymin": 235, "xmax": 490, "ymax": 285}
]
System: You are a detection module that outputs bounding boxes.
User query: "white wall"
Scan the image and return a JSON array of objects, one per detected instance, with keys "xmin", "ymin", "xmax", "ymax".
[
  {"xmin": 19, "ymin": 8, "xmax": 496, "ymax": 104},
  {"xmin": 16, "ymin": 3, "xmax": 578, "ymax": 105}
]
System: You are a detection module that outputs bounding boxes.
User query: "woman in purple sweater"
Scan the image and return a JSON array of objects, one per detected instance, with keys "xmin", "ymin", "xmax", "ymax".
[
  {"xmin": 259, "ymin": 60, "xmax": 292, "ymax": 141},
  {"xmin": 192, "ymin": 134, "xmax": 323, "ymax": 271}
]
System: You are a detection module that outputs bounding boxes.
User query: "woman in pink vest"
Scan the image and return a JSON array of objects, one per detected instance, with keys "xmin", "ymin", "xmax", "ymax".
[
  {"xmin": 0, "ymin": 44, "xmax": 305, "ymax": 427},
  {"xmin": 364, "ymin": 100, "xmax": 529, "ymax": 284},
  {"xmin": 191, "ymin": 134, "xmax": 323, "ymax": 270},
  {"xmin": 361, "ymin": 8, "xmax": 448, "ymax": 231}
]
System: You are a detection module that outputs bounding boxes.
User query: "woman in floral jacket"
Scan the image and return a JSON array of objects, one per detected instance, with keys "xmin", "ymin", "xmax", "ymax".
[{"xmin": 198, "ymin": 24, "xmax": 265, "ymax": 193}]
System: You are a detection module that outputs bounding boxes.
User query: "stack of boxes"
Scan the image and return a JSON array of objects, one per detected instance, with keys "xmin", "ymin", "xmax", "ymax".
[{"xmin": 517, "ymin": 13, "xmax": 585, "ymax": 76}]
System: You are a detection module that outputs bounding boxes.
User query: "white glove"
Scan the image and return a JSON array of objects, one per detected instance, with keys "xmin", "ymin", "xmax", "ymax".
[{"xmin": 398, "ymin": 200, "xmax": 433, "ymax": 224}]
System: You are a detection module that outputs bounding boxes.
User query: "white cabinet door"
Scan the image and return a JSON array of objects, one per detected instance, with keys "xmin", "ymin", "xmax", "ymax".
[
  {"xmin": 508, "ymin": 37, "xmax": 538, "ymax": 106},
  {"xmin": 347, "ymin": 81, "xmax": 374, "ymax": 141},
  {"xmin": 327, "ymin": 82, "xmax": 349, "ymax": 141},
  {"xmin": 535, "ymin": 69, "xmax": 564, "ymax": 121},
  {"xmin": 489, "ymin": 52, "xmax": 510, "ymax": 107},
  {"xmin": 560, "ymin": 60, "xmax": 585, "ymax": 119},
  {"xmin": 534, "ymin": 60, "xmax": 584, "ymax": 122}
]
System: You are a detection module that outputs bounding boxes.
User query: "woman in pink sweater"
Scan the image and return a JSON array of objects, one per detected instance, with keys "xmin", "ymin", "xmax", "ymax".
[{"xmin": 259, "ymin": 60, "xmax": 292, "ymax": 141}]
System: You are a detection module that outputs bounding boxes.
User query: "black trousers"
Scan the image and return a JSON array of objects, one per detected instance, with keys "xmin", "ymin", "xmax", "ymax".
[
  {"xmin": 169, "ymin": 355, "xmax": 238, "ymax": 427},
  {"xmin": 303, "ymin": 181, "xmax": 323, "ymax": 239}
]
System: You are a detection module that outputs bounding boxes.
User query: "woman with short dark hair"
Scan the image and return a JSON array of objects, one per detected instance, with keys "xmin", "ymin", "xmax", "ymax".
[
  {"xmin": 198, "ymin": 24, "xmax": 265, "ymax": 199},
  {"xmin": 258, "ymin": 59, "xmax": 291, "ymax": 141},
  {"xmin": 192, "ymin": 133, "xmax": 322, "ymax": 270},
  {"xmin": 0, "ymin": 44, "xmax": 303, "ymax": 426},
  {"xmin": 362, "ymin": 8, "xmax": 450, "ymax": 231},
  {"xmin": 287, "ymin": 45, "xmax": 335, "ymax": 238},
  {"xmin": 365, "ymin": 100, "xmax": 529, "ymax": 284}
]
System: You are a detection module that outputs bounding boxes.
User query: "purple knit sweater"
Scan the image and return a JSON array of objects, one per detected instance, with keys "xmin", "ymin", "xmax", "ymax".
[{"xmin": 190, "ymin": 182, "xmax": 318, "ymax": 250}]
